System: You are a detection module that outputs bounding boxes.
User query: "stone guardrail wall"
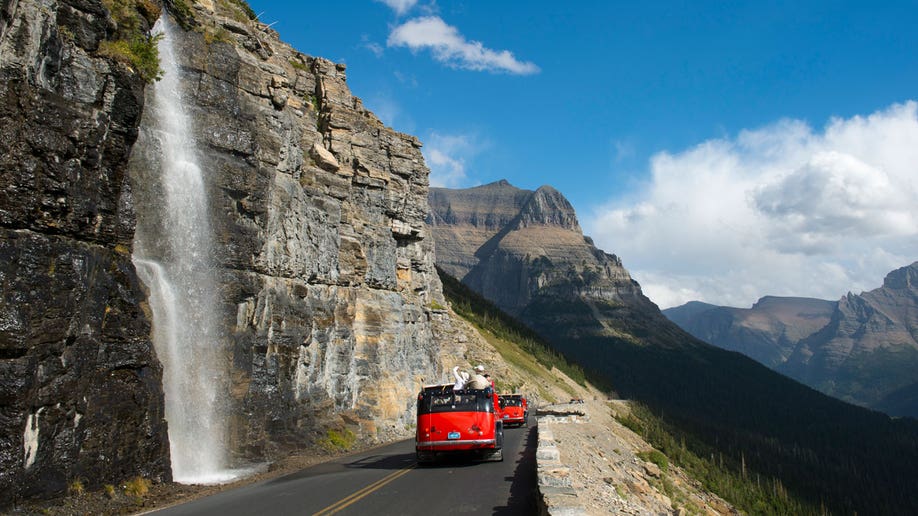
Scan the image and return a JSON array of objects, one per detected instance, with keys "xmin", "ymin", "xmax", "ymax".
[{"xmin": 536, "ymin": 406, "xmax": 588, "ymax": 516}]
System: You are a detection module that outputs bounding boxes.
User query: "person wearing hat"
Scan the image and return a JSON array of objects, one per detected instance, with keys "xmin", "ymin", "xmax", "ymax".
[
  {"xmin": 466, "ymin": 364, "xmax": 491, "ymax": 390},
  {"xmin": 476, "ymin": 365, "xmax": 494, "ymax": 387}
]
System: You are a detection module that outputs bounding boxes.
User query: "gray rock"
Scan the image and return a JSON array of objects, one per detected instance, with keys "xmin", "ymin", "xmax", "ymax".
[
  {"xmin": 643, "ymin": 462, "xmax": 662, "ymax": 478},
  {"xmin": 0, "ymin": 0, "xmax": 169, "ymax": 503}
]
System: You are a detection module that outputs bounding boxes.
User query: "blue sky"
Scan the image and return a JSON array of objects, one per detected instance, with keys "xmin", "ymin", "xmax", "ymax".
[{"xmin": 247, "ymin": 0, "xmax": 918, "ymax": 308}]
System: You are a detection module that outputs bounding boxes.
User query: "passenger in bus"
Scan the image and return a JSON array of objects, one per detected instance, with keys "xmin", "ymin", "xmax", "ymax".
[
  {"xmin": 452, "ymin": 366, "xmax": 470, "ymax": 390},
  {"xmin": 467, "ymin": 372, "xmax": 490, "ymax": 390},
  {"xmin": 470, "ymin": 364, "xmax": 495, "ymax": 389}
]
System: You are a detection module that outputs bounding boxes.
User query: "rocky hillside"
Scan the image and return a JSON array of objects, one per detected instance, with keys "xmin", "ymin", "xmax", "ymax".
[
  {"xmin": 1, "ymin": 0, "xmax": 452, "ymax": 504},
  {"xmin": 537, "ymin": 398, "xmax": 734, "ymax": 516},
  {"xmin": 664, "ymin": 263, "xmax": 918, "ymax": 418}
]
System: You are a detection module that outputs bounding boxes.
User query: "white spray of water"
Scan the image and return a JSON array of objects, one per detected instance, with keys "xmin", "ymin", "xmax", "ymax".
[{"xmin": 132, "ymin": 17, "xmax": 247, "ymax": 485}]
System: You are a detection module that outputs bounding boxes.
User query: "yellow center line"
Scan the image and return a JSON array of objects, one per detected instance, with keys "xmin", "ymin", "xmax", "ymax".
[{"xmin": 312, "ymin": 465, "xmax": 416, "ymax": 516}]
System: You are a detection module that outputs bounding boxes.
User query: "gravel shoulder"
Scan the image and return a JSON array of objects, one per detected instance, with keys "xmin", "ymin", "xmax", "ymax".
[{"xmin": 537, "ymin": 381, "xmax": 735, "ymax": 515}]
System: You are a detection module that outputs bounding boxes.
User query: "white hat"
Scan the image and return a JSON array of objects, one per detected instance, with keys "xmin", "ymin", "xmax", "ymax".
[{"xmin": 475, "ymin": 364, "xmax": 485, "ymax": 372}]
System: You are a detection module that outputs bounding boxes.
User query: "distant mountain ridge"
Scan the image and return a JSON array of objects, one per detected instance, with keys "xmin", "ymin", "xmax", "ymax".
[
  {"xmin": 663, "ymin": 297, "xmax": 836, "ymax": 368},
  {"xmin": 664, "ymin": 262, "xmax": 918, "ymax": 418}
]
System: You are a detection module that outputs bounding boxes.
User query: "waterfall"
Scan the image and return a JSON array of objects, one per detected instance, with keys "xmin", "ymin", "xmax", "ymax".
[{"xmin": 131, "ymin": 17, "xmax": 242, "ymax": 485}]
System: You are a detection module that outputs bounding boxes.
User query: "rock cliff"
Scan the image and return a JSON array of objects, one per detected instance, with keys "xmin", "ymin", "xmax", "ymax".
[
  {"xmin": 1, "ymin": 0, "xmax": 452, "ymax": 504},
  {"xmin": 0, "ymin": 0, "xmax": 169, "ymax": 502},
  {"xmin": 126, "ymin": 2, "xmax": 447, "ymax": 464}
]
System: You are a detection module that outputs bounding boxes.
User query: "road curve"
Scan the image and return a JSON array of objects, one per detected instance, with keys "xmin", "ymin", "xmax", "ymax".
[{"xmin": 151, "ymin": 422, "xmax": 538, "ymax": 515}]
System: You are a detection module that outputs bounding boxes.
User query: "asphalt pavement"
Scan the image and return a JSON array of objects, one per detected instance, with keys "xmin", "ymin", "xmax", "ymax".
[{"xmin": 150, "ymin": 421, "xmax": 538, "ymax": 515}]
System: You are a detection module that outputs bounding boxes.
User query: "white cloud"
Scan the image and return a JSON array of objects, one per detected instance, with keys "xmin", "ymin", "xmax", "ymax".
[
  {"xmin": 423, "ymin": 132, "xmax": 483, "ymax": 188},
  {"xmin": 387, "ymin": 16, "xmax": 539, "ymax": 75},
  {"xmin": 586, "ymin": 101, "xmax": 918, "ymax": 309},
  {"xmin": 377, "ymin": 0, "xmax": 418, "ymax": 16}
]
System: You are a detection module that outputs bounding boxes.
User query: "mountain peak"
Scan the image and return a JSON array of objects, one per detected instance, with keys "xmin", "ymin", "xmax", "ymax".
[
  {"xmin": 476, "ymin": 178, "xmax": 520, "ymax": 191},
  {"xmin": 518, "ymin": 184, "xmax": 580, "ymax": 230},
  {"xmin": 882, "ymin": 261, "xmax": 918, "ymax": 290}
]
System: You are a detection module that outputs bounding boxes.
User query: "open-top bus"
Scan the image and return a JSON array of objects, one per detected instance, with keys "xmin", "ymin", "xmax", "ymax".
[
  {"xmin": 498, "ymin": 394, "xmax": 528, "ymax": 427},
  {"xmin": 415, "ymin": 384, "xmax": 503, "ymax": 464}
]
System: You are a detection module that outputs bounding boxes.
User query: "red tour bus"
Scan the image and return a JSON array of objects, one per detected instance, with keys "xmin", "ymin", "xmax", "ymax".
[
  {"xmin": 498, "ymin": 394, "xmax": 528, "ymax": 427},
  {"xmin": 416, "ymin": 384, "xmax": 504, "ymax": 463}
]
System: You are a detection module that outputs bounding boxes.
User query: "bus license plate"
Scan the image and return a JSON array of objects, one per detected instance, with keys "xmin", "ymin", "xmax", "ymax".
[{"xmin": 447, "ymin": 432, "xmax": 460, "ymax": 440}]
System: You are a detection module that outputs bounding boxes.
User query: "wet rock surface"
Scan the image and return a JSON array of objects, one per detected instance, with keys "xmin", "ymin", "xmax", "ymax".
[{"xmin": 0, "ymin": 0, "xmax": 169, "ymax": 504}]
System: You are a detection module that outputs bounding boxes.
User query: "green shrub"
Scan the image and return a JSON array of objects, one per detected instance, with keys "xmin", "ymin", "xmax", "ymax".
[
  {"xmin": 123, "ymin": 476, "xmax": 151, "ymax": 501},
  {"xmin": 67, "ymin": 479, "xmax": 85, "ymax": 496},
  {"xmin": 98, "ymin": 0, "xmax": 165, "ymax": 82},
  {"xmin": 98, "ymin": 33, "xmax": 164, "ymax": 82},
  {"xmin": 637, "ymin": 449, "xmax": 669, "ymax": 473},
  {"xmin": 305, "ymin": 93, "xmax": 320, "ymax": 111},
  {"xmin": 203, "ymin": 26, "xmax": 233, "ymax": 45},
  {"xmin": 135, "ymin": 0, "xmax": 161, "ymax": 23},
  {"xmin": 320, "ymin": 428, "xmax": 356, "ymax": 451},
  {"xmin": 216, "ymin": 0, "xmax": 257, "ymax": 23}
]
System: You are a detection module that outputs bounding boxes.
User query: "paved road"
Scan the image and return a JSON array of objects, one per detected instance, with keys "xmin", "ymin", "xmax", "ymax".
[{"xmin": 152, "ymin": 422, "xmax": 538, "ymax": 515}]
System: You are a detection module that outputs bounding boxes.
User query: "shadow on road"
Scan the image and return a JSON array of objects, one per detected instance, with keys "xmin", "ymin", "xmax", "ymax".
[
  {"xmin": 263, "ymin": 449, "xmax": 418, "ymax": 484},
  {"xmin": 493, "ymin": 424, "xmax": 538, "ymax": 515},
  {"xmin": 345, "ymin": 453, "xmax": 416, "ymax": 470}
]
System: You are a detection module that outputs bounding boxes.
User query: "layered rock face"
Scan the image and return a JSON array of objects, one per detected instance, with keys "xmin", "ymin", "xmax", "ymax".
[
  {"xmin": 127, "ymin": 3, "xmax": 446, "ymax": 462},
  {"xmin": 663, "ymin": 297, "xmax": 836, "ymax": 368},
  {"xmin": 0, "ymin": 0, "xmax": 169, "ymax": 502},
  {"xmin": 429, "ymin": 180, "xmax": 658, "ymax": 342}
]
